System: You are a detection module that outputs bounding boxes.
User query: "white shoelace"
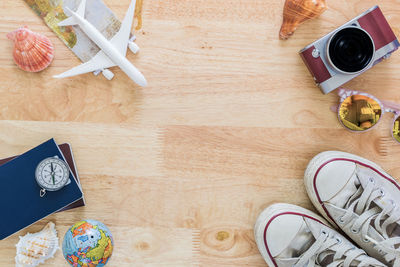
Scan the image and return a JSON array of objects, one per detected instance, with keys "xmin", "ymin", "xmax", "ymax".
[
  {"xmin": 294, "ymin": 230, "xmax": 378, "ymax": 267},
  {"xmin": 341, "ymin": 176, "xmax": 400, "ymax": 265}
]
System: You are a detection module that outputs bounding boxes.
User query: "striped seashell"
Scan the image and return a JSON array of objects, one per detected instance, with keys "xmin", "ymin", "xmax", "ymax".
[
  {"xmin": 15, "ymin": 222, "xmax": 59, "ymax": 267},
  {"xmin": 7, "ymin": 26, "xmax": 54, "ymax": 72},
  {"xmin": 279, "ymin": 0, "xmax": 327, "ymax": 40}
]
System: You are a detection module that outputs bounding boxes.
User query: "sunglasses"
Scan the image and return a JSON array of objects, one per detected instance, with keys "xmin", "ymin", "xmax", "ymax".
[{"xmin": 336, "ymin": 88, "xmax": 400, "ymax": 143}]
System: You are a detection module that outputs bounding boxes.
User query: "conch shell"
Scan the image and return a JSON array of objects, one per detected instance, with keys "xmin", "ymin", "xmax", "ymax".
[
  {"xmin": 279, "ymin": 0, "xmax": 327, "ymax": 40},
  {"xmin": 7, "ymin": 26, "xmax": 54, "ymax": 72},
  {"xmin": 15, "ymin": 222, "xmax": 59, "ymax": 267}
]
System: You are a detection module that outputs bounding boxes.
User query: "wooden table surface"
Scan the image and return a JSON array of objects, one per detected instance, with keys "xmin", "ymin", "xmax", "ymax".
[{"xmin": 1, "ymin": 0, "xmax": 400, "ymax": 266}]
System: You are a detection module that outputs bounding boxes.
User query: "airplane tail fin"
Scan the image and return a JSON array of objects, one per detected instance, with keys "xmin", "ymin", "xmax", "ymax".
[
  {"xmin": 58, "ymin": 13, "xmax": 77, "ymax": 27},
  {"xmin": 58, "ymin": 0, "xmax": 86, "ymax": 26}
]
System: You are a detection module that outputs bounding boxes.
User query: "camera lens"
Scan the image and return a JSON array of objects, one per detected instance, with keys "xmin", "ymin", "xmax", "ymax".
[{"xmin": 328, "ymin": 27, "xmax": 374, "ymax": 73}]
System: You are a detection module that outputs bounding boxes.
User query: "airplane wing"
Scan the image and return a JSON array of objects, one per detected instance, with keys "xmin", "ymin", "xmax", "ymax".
[
  {"xmin": 53, "ymin": 50, "xmax": 115, "ymax": 78},
  {"xmin": 109, "ymin": 0, "xmax": 137, "ymax": 56}
]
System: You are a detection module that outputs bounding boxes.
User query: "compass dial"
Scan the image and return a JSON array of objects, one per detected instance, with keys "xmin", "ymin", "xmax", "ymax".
[{"xmin": 35, "ymin": 157, "xmax": 69, "ymax": 191}]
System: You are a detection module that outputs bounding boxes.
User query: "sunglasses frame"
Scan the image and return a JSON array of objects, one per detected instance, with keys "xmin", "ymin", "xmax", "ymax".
[{"xmin": 337, "ymin": 88, "xmax": 400, "ymax": 142}]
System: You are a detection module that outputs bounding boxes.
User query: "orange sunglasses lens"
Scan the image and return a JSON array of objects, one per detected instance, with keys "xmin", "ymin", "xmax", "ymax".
[
  {"xmin": 338, "ymin": 94, "xmax": 382, "ymax": 131},
  {"xmin": 393, "ymin": 116, "xmax": 400, "ymax": 143}
]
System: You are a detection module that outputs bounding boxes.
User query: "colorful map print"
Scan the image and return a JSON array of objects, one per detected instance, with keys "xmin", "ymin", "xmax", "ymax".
[{"xmin": 63, "ymin": 220, "xmax": 113, "ymax": 267}]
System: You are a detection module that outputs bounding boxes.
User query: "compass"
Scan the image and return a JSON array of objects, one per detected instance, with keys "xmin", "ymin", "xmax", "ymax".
[{"xmin": 35, "ymin": 156, "xmax": 70, "ymax": 197}]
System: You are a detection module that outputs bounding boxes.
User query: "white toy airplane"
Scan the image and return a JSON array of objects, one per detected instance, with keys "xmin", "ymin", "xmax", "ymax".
[{"xmin": 54, "ymin": 0, "xmax": 147, "ymax": 87}]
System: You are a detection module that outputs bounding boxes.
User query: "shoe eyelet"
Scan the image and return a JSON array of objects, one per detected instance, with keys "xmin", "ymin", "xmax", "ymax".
[
  {"xmin": 321, "ymin": 229, "xmax": 328, "ymax": 236},
  {"xmin": 351, "ymin": 228, "xmax": 359, "ymax": 234},
  {"xmin": 362, "ymin": 237, "xmax": 370, "ymax": 243},
  {"xmin": 336, "ymin": 237, "xmax": 342, "ymax": 244},
  {"xmin": 380, "ymin": 189, "xmax": 385, "ymax": 197},
  {"xmin": 338, "ymin": 217, "xmax": 345, "ymax": 224},
  {"xmin": 369, "ymin": 177, "xmax": 375, "ymax": 184},
  {"xmin": 390, "ymin": 199, "xmax": 396, "ymax": 208}
]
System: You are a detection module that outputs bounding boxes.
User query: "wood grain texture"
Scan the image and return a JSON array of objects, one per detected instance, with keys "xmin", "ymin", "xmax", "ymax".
[{"xmin": 1, "ymin": 0, "xmax": 400, "ymax": 266}]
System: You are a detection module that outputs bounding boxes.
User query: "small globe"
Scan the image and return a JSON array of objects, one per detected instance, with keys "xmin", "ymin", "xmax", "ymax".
[{"xmin": 62, "ymin": 219, "xmax": 114, "ymax": 267}]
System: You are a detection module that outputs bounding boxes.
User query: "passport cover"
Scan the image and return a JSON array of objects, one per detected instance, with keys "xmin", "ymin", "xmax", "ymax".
[
  {"xmin": 0, "ymin": 139, "xmax": 84, "ymax": 240},
  {"xmin": 0, "ymin": 143, "xmax": 85, "ymax": 212}
]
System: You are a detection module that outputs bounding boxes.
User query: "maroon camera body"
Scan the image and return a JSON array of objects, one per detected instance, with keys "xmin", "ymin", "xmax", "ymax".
[{"xmin": 300, "ymin": 6, "xmax": 399, "ymax": 94}]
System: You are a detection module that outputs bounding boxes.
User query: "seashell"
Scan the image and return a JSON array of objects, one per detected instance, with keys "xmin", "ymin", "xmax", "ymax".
[
  {"xmin": 15, "ymin": 222, "xmax": 59, "ymax": 267},
  {"xmin": 279, "ymin": 0, "xmax": 327, "ymax": 40},
  {"xmin": 7, "ymin": 26, "xmax": 54, "ymax": 72}
]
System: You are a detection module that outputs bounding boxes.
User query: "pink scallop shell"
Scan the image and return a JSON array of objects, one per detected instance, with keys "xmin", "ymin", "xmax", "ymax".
[{"xmin": 7, "ymin": 26, "xmax": 54, "ymax": 72}]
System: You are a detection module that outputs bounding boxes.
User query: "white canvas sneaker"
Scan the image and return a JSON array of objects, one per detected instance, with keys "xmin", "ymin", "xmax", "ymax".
[
  {"xmin": 254, "ymin": 203, "xmax": 384, "ymax": 267},
  {"xmin": 304, "ymin": 151, "xmax": 400, "ymax": 266}
]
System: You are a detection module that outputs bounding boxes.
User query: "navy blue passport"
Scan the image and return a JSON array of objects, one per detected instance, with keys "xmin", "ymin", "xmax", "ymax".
[{"xmin": 0, "ymin": 139, "xmax": 83, "ymax": 240}]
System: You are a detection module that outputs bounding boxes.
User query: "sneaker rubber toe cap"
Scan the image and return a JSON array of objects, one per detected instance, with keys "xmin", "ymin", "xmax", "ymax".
[
  {"xmin": 265, "ymin": 213, "xmax": 304, "ymax": 257},
  {"xmin": 313, "ymin": 160, "xmax": 356, "ymax": 202}
]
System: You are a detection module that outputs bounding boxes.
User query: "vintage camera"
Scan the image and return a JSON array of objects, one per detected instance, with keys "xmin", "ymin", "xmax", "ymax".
[{"xmin": 300, "ymin": 6, "xmax": 399, "ymax": 94}]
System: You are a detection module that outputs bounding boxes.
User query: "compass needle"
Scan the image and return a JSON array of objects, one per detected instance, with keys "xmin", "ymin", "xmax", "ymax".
[{"xmin": 51, "ymin": 162, "xmax": 55, "ymax": 185}]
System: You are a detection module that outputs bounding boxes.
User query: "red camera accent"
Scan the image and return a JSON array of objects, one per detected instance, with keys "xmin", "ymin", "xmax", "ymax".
[
  {"xmin": 358, "ymin": 7, "xmax": 397, "ymax": 50},
  {"xmin": 300, "ymin": 46, "xmax": 331, "ymax": 83}
]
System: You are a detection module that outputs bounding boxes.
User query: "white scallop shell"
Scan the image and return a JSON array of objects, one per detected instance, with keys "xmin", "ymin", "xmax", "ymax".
[{"xmin": 15, "ymin": 222, "xmax": 59, "ymax": 267}]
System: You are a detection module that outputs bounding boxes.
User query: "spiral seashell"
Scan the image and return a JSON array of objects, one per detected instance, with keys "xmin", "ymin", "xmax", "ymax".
[
  {"xmin": 279, "ymin": 0, "xmax": 327, "ymax": 40},
  {"xmin": 15, "ymin": 222, "xmax": 59, "ymax": 267},
  {"xmin": 7, "ymin": 26, "xmax": 54, "ymax": 72}
]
